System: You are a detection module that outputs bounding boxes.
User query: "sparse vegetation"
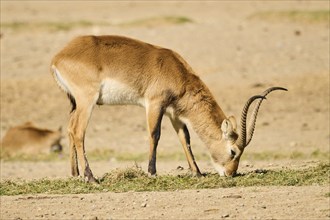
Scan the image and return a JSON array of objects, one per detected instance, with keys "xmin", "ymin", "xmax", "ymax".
[
  {"xmin": 0, "ymin": 16, "xmax": 193, "ymax": 32},
  {"xmin": 1, "ymin": 20, "xmax": 99, "ymax": 31},
  {"xmin": 249, "ymin": 10, "xmax": 329, "ymax": 24},
  {"xmin": 243, "ymin": 149, "xmax": 329, "ymax": 161},
  {"xmin": 0, "ymin": 162, "xmax": 328, "ymax": 196},
  {"xmin": 2, "ymin": 148, "xmax": 327, "ymax": 162},
  {"xmin": 0, "ymin": 151, "xmax": 65, "ymax": 161},
  {"xmin": 120, "ymin": 16, "xmax": 193, "ymax": 27},
  {"xmin": 0, "ymin": 148, "xmax": 208, "ymax": 162}
]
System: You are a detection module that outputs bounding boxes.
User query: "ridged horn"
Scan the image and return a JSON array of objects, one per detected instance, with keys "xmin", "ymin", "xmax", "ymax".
[
  {"xmin": 236, "ymin": 95, "xmax": 266, "ymax": 149},
  {"xmin": 245, "ymin": 87, "xmax": 288, "ymax": 147}
]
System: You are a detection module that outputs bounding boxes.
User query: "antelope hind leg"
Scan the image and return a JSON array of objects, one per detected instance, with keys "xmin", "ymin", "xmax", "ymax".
[
  {"xmin": 68, "ymin": 128, "xmax": 79, "ymax": 177},
  {"xmin": 68, "ymin": 106, "xmax": 98, "ymax": 183}
]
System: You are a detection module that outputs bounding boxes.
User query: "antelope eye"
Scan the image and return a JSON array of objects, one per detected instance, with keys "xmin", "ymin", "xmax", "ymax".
[{"xmin": 230, "ymin": 149, "xmax": 236, "ymax": 157}]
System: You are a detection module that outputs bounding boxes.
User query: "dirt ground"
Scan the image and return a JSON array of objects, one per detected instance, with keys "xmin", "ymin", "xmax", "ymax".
[{"xmin": 1, "ymin": 1, "xmax": 329, "ymax": 219}]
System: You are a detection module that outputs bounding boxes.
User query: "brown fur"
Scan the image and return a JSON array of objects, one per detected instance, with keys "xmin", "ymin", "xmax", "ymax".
[
  {"xmin": 1, "ymin": 122, "xmax": 63, "ymax": 156},
  {"xmin": 51, "ymin": 35, "xmax": 248, "ymax": 182}
]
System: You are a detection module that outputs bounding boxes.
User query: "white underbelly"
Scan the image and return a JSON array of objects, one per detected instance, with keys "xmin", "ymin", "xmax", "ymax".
[{"xmin": 97, "ymin": 79, "xmax": 145, "ymax": 106}]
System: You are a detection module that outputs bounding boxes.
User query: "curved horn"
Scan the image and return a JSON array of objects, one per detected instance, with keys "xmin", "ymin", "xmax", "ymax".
[
  {"xmin": 245, "ymin": 87, "xmax": 288, "ymax": 147},
  {"xmin": 236, "ymin": 95, "xmax": 266, "ymax": 149}
]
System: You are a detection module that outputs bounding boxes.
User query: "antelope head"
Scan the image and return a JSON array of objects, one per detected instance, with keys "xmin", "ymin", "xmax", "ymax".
[{"xmin": 211, "ymin": 87, "xmax": 287, "ymax": 177}]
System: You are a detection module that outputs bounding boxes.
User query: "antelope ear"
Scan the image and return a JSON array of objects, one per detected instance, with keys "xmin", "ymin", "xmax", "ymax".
[
  {"xmin": 228, "ymin": 116, "xmax": 237, "ymax": 130},
  {"xmin": 221, "ymin": 119, "xmax": 234, "ymax": 137}
]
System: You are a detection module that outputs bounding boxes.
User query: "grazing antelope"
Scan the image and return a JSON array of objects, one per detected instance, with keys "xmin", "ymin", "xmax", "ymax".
[
  {"xmin": 51, "ymin": 35, "xmax": 286, "ymax": 182},
  {"xmin": 1, "ymin": 122, "xmax": 63, "ymax": 156}
]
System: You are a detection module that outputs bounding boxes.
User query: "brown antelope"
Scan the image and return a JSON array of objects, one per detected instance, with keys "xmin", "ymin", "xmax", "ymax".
[
  {"xmin": 51, "ymin": 35, "xmax": 286, "ymax": 182},
  {"xmin": 1, "ymin": 122, "xmax": 63, "ymax": 156}
]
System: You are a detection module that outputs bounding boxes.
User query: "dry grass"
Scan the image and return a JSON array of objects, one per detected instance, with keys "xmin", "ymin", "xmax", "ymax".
[{"xmin": 1, "ymin": 162, "xmax": 328, "ymax": 196}]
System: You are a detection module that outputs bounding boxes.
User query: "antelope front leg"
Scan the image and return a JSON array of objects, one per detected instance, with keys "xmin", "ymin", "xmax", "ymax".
[
  {"xmin": 146, "ymin": 101, "xmax": 164, "ymax": 176},
  {"xmin": 170, "ymin": 118, "xmax": 202, "ymax": 177}
]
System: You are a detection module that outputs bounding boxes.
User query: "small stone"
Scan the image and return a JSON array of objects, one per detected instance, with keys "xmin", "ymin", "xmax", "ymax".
[
  {"xmin": 294, "ymin": 30, "xmax": 301, "ymax": 36},
  {"xmin": 262, "ymin": 121, "xmax": 269, "ymax": 126},
  {"xmin": 222, "ymin": 195, "xmax": 242, "ymax": 199},
  {"xmin": 221, "ymin": 214, "xmax": 230, "ymax": 218},
  {"xmin": 141, "ymin": 203, "xmax": 147, "ymax": 208},
  {"xmin": 255, "ymin": 169, "xmax": 267, "ymax": 174}
]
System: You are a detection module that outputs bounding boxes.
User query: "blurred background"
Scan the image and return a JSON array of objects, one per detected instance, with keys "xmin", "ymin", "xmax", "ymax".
[{"xmin": 1, "ymin": 1, "xmax": 329, "ymax": 178}]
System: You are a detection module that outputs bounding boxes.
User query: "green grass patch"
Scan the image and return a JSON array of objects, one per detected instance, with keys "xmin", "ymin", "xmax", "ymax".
[
  {"xmin": 249, "ymin": 10, "xmax": 329, "ymax": 24},
  {"xmin": 120, "ymin": 16, "xmax": 193, "ymax": 27},
  {"xmin": 1, "ymin": 162, "xmax": 328, "ymax": 196},
  {"xmin": 1, "ymin": 16, "xmax": 193, "ymax": 32}
]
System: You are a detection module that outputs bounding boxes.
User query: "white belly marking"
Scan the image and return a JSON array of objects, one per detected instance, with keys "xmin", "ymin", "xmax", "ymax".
[{"xmin": 97, "ymin": 79, "xmax": 144, "ymax": 106}]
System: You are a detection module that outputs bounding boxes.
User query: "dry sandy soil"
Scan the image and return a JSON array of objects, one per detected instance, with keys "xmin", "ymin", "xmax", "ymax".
[{"xmin": 0, "ymin": 1, "xmax": 329, "ymax": 219}]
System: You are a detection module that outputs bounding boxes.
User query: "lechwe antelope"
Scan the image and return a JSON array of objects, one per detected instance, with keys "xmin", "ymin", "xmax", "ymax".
[
  {"xmin": 1, "ymin": 122, "xmax": 63, "ymax": 156},
  {"xmin": 51, "ymin": 35, "xmax": 286, "ymax": 182}
]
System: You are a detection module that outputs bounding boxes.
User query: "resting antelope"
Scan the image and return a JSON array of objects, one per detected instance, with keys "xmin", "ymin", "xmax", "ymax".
[
  {"xmin": 51, "ymin": 35, "xmax": 286, "ymax": 182},
  {"xmin": 1, "ymin": 122, "xmax": 63, "ymax": 156}
]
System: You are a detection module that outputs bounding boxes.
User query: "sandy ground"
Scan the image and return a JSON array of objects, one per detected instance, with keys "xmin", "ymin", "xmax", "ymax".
[
  {"xmin": 1, "ymin": 186, "xmax": 329, "ymax": 220},
  {"xmin": 0, "ymin": 1, "xmax": 329, "ymax": 219}
]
